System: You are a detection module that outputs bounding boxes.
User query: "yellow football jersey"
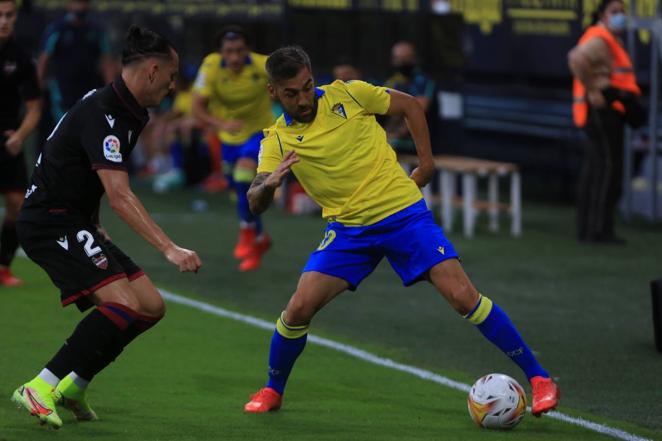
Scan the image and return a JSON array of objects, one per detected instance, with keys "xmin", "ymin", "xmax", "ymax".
[
  {"xmin": 257, "ymin": 80, "xmax": 422, "ymax": 226},
  {"xmin": 193, "ymin": 52, "xmax": 274, "ymax": 145}
]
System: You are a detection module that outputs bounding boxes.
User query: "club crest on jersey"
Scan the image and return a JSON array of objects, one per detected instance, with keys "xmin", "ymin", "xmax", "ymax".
[
  {"xmin": 91, "ymin": 253, "xmax": 108, "ymax": 270},
  {"xmin": 103, "ymin": 135, "xmax": 122, "ymax": 163},
  {"xmin": 331, "ymin": 103, "xmax": 347, "ymax": 119}
]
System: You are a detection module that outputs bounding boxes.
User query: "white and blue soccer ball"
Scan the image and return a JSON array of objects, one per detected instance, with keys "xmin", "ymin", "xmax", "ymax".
[{"xmin": 467, "ymin": 373, "xmax": 527, "ymax": 429}]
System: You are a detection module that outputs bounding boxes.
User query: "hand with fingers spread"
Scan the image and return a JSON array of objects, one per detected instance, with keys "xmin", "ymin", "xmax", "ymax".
[
  {"xmin": 264, "ymin": 150, "xmax": 300, "ymax": 190},
  {"xmin": 164, "ymin": 244, "xmax": 202, "ymax": 273}
]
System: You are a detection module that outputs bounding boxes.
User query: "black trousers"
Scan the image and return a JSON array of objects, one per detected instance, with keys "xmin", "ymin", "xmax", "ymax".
[{"xmin": 577, "ymin": 107, "xmax": 625, "ymax": 241}]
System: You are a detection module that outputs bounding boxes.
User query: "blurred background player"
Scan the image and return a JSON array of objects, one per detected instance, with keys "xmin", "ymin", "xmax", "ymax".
[
  {"xmin": 192, "ymin": 25, "xmax": 274, "ymax": 271},
  {"xmin": 0, "ymin": 0, "xmax": 41, "ymax": 286},
  {"xmin": 243, "ymin": 46, "xmax": 559, "ymax": 416},
  {"xmin": 568, "ymin": 0, "xmax": 642, "ymax": 244},
  {"xmin": 151, "ymin": 64, "xmax": 209, "ymax": 192},
  {"xmin": 332, "ymin": 60, "xmax": 361, "ymax": 82},
  {"xmin": 11, "ymin": 26, "xmax": 201, "ymax": 429},
  {"xmin": 382, "ymin": 41, "xmax": 436, "ymax": 154},
  {"xmin": 37, "ymin": 0, "xmax": 114, "ymax": 122}
]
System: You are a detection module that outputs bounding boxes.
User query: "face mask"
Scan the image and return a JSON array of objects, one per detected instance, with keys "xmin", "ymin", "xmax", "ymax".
[
  {"xmin": 395, "ymin": 63, "xmax": 415, "ymax": 77},
  {"xmin": 608, "ymin": 13, "xmax": 627, "ymax": 32}
]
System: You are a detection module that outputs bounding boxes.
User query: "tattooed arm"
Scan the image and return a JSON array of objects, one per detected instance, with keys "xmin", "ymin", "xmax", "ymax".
[{"xmin": 248, "ymin": 151, "xmax": 300, "ymax": 215}]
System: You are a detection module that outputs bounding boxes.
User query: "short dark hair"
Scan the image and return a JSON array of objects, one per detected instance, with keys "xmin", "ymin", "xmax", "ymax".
[
  {"xmin": 121, "ymin": 25, "xmax": 176, "ymax": 66},
  {"xmin": 215, "ymin": 25, "xmax": 248, "ymax": 49},
  {"xmin": 265, "ymin": 46, "xmax": 312, "ymax": 83},
  {"xmin": 591, "ymin": 0, "xmax": 624, "ymax": 24}
]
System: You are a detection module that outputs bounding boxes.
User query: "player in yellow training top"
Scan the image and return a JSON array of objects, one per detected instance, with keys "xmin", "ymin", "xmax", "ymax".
[
  {"xmin": 242, "ymin": 46, "xmax": 560, "ymax": 416},
  {"xmin": 192, "ymin": 26, "xmax": 274, "ymax": 271}
]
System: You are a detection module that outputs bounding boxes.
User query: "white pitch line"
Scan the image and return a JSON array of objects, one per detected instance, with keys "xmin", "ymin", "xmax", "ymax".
[{"xmin": 160, "ymin": 289, "xmax": 653, "ymax": 441}]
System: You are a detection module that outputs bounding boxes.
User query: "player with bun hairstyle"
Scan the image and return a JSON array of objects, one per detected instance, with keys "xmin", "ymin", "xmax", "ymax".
[{"xmin": 10, "ymin": 25, "xmax": 201, "ymax": 429}]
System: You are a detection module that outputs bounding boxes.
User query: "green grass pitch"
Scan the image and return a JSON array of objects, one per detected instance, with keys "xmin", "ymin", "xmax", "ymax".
[{"xmin": 1, "ymin": 187, "xmax": 661, "ymax": 440}]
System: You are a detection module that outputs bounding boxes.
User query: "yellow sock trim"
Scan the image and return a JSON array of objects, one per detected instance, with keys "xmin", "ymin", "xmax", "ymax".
[
  {"xmin": 233, "ymin": 167, "xmax": 256, "ymax": 183},
  {"xmin": 276, "ymin": 312, "xmax": 309, "ymax": 339},
  {"xmin": 464, "ymin": 294, "xmax": 493, "ymax": 325}
]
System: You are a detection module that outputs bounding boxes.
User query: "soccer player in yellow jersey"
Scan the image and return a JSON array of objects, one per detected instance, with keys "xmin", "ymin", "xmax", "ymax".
[
  {"xmin": 242, "ymin": 46, "xmax": 560, "ymax": 416},
  {"xmin": 192, "ymin": 26, "xmax": 274, "ymax": 271}
]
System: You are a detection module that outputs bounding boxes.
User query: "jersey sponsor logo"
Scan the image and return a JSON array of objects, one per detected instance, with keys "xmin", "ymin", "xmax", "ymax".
[
  {"xmin": 91, "ymin": 253, "xmax": 108, "ymax": 270},
  {"xmin": 317, "ymin": 229, "xmax": 337, "ymax": 251},
  {"xmin": 56, "ymin": 236, "xmax": 69, "ymax": 251},
  {"xmin": 103, "ymin": 135, "xmax": 122, "ymax": 163},
  {"xmin": 25, "ymin": 184, "xmax": 37, "ymax": 199},
  {"xmin": 437, "ymin": 246, "xmax": 445, "ymax": 255},
  {"xmin": 296, "ymin": 135, "xmax": 304, "ymax": 142},
  {"xmin": 3, "ymin": 61, "xmax": 17, "ymax": 75},
  {"xmin": 331, "ymin": 103, "xmax": 347, "ymax": 119},
  {"xmin": 105, "ymin": 114, "xmax": 115, "ymax": 128}
]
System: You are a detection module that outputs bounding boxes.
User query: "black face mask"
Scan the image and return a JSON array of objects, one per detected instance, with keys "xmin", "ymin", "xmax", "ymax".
[{"xmin": 395, "ymin": 63, "xmax": 416, "ymax": 77}]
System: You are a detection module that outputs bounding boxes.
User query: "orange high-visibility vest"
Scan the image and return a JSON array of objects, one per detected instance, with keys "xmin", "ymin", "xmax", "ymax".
[{"xmin": 572, "ymin": 25, "xmax": 641, "ymax": 127}]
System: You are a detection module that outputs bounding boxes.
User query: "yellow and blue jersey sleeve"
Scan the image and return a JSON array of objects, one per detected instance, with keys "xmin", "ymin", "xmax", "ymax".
[
  {"xmin": 192, "ymin": 53, "xmax": 220, "ymax": 99},
  {"xmin": 257, "ymin": 127, "xmax": 284, "ymax": 174},
  {"xmin": 343, "ymin": 80, "xmax": 391, "ymax": 115}
]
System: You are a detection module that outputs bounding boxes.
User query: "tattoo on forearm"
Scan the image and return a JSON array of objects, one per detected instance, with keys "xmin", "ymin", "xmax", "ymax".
[{"xmin": 247, "ymin": 173, "xmax": 276, "ymax": 215}]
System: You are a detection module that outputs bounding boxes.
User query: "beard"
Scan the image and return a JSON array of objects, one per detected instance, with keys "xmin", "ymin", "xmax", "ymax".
[{"xmin": 293, "ymin": 99, "xmax": 318, "ymax": 123}]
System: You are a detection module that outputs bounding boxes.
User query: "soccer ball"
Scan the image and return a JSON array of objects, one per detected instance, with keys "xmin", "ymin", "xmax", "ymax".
[{"xmin": 467, "ymin": 373, "xmax": 527, "ymax": 429}]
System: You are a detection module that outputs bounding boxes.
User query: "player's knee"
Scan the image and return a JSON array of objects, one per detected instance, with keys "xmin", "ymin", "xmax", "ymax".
[
  {"xmin": 233, "ymin": 166, "xmax": 256, "ymax": 184},
  {"xmin": 141, "ymin": 295, "xmax": 166, "ymax": 318},
  {"xmin": 445, "ymin": 283, "xmax": 479, "ymax": 316},
  {"xmin": 284, "ymin": 298, "xmax": 315, "ymax": 326}
]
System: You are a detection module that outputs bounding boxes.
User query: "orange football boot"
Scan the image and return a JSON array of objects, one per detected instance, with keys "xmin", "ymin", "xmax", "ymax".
[
  {"xmin": 244, "ymin": 387, "xmax": 282, "ymax": 413},
  {"xmin": 239, "ymin": 234, "xmax": 272, "ymax": 272},
  {"xmin": 234, "ymin": 227, "xmax": 257, "ymax": 260},
  {"xmin": 531, "ymin": 376, "xmax": 560, "ymax": 416},
  {"xmin": 0, "ymin": 267, "xmax": 23, "ymax": 287}
]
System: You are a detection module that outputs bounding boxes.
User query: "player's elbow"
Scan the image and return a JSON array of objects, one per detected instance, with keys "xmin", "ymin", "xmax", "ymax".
[{"xmin": 405, "ymin": 94, "xmax": 424, "ymax": 116}]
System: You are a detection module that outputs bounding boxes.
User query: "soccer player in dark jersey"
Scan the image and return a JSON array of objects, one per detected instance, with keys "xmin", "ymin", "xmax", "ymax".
[
  {"xmin": 10, "ymin": 26, "xmax": 202, "ymax": 430},
  {"xmin": 0, "ymin": 0, "xmax": 41, "ymax": 287}
]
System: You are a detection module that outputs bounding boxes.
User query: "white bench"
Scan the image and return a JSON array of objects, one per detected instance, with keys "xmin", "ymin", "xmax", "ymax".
[{"xmin": 399, "ymin": 154, "xmax": 522, "ymax": 238}]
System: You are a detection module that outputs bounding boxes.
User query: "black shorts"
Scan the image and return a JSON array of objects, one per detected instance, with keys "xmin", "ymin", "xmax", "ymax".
[
  {"xmin": 17, "ymin": 220, "xmax": 144, "ymax": 311},
  {"xmin": 0, "ymin": 138, "xmax": 29, "ymax": 193}
]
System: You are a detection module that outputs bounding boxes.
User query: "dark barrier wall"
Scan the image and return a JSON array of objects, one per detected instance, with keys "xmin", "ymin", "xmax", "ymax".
[{"xmin": 26, "ymin": 0, "xmax": 659, "ymax": 81}]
